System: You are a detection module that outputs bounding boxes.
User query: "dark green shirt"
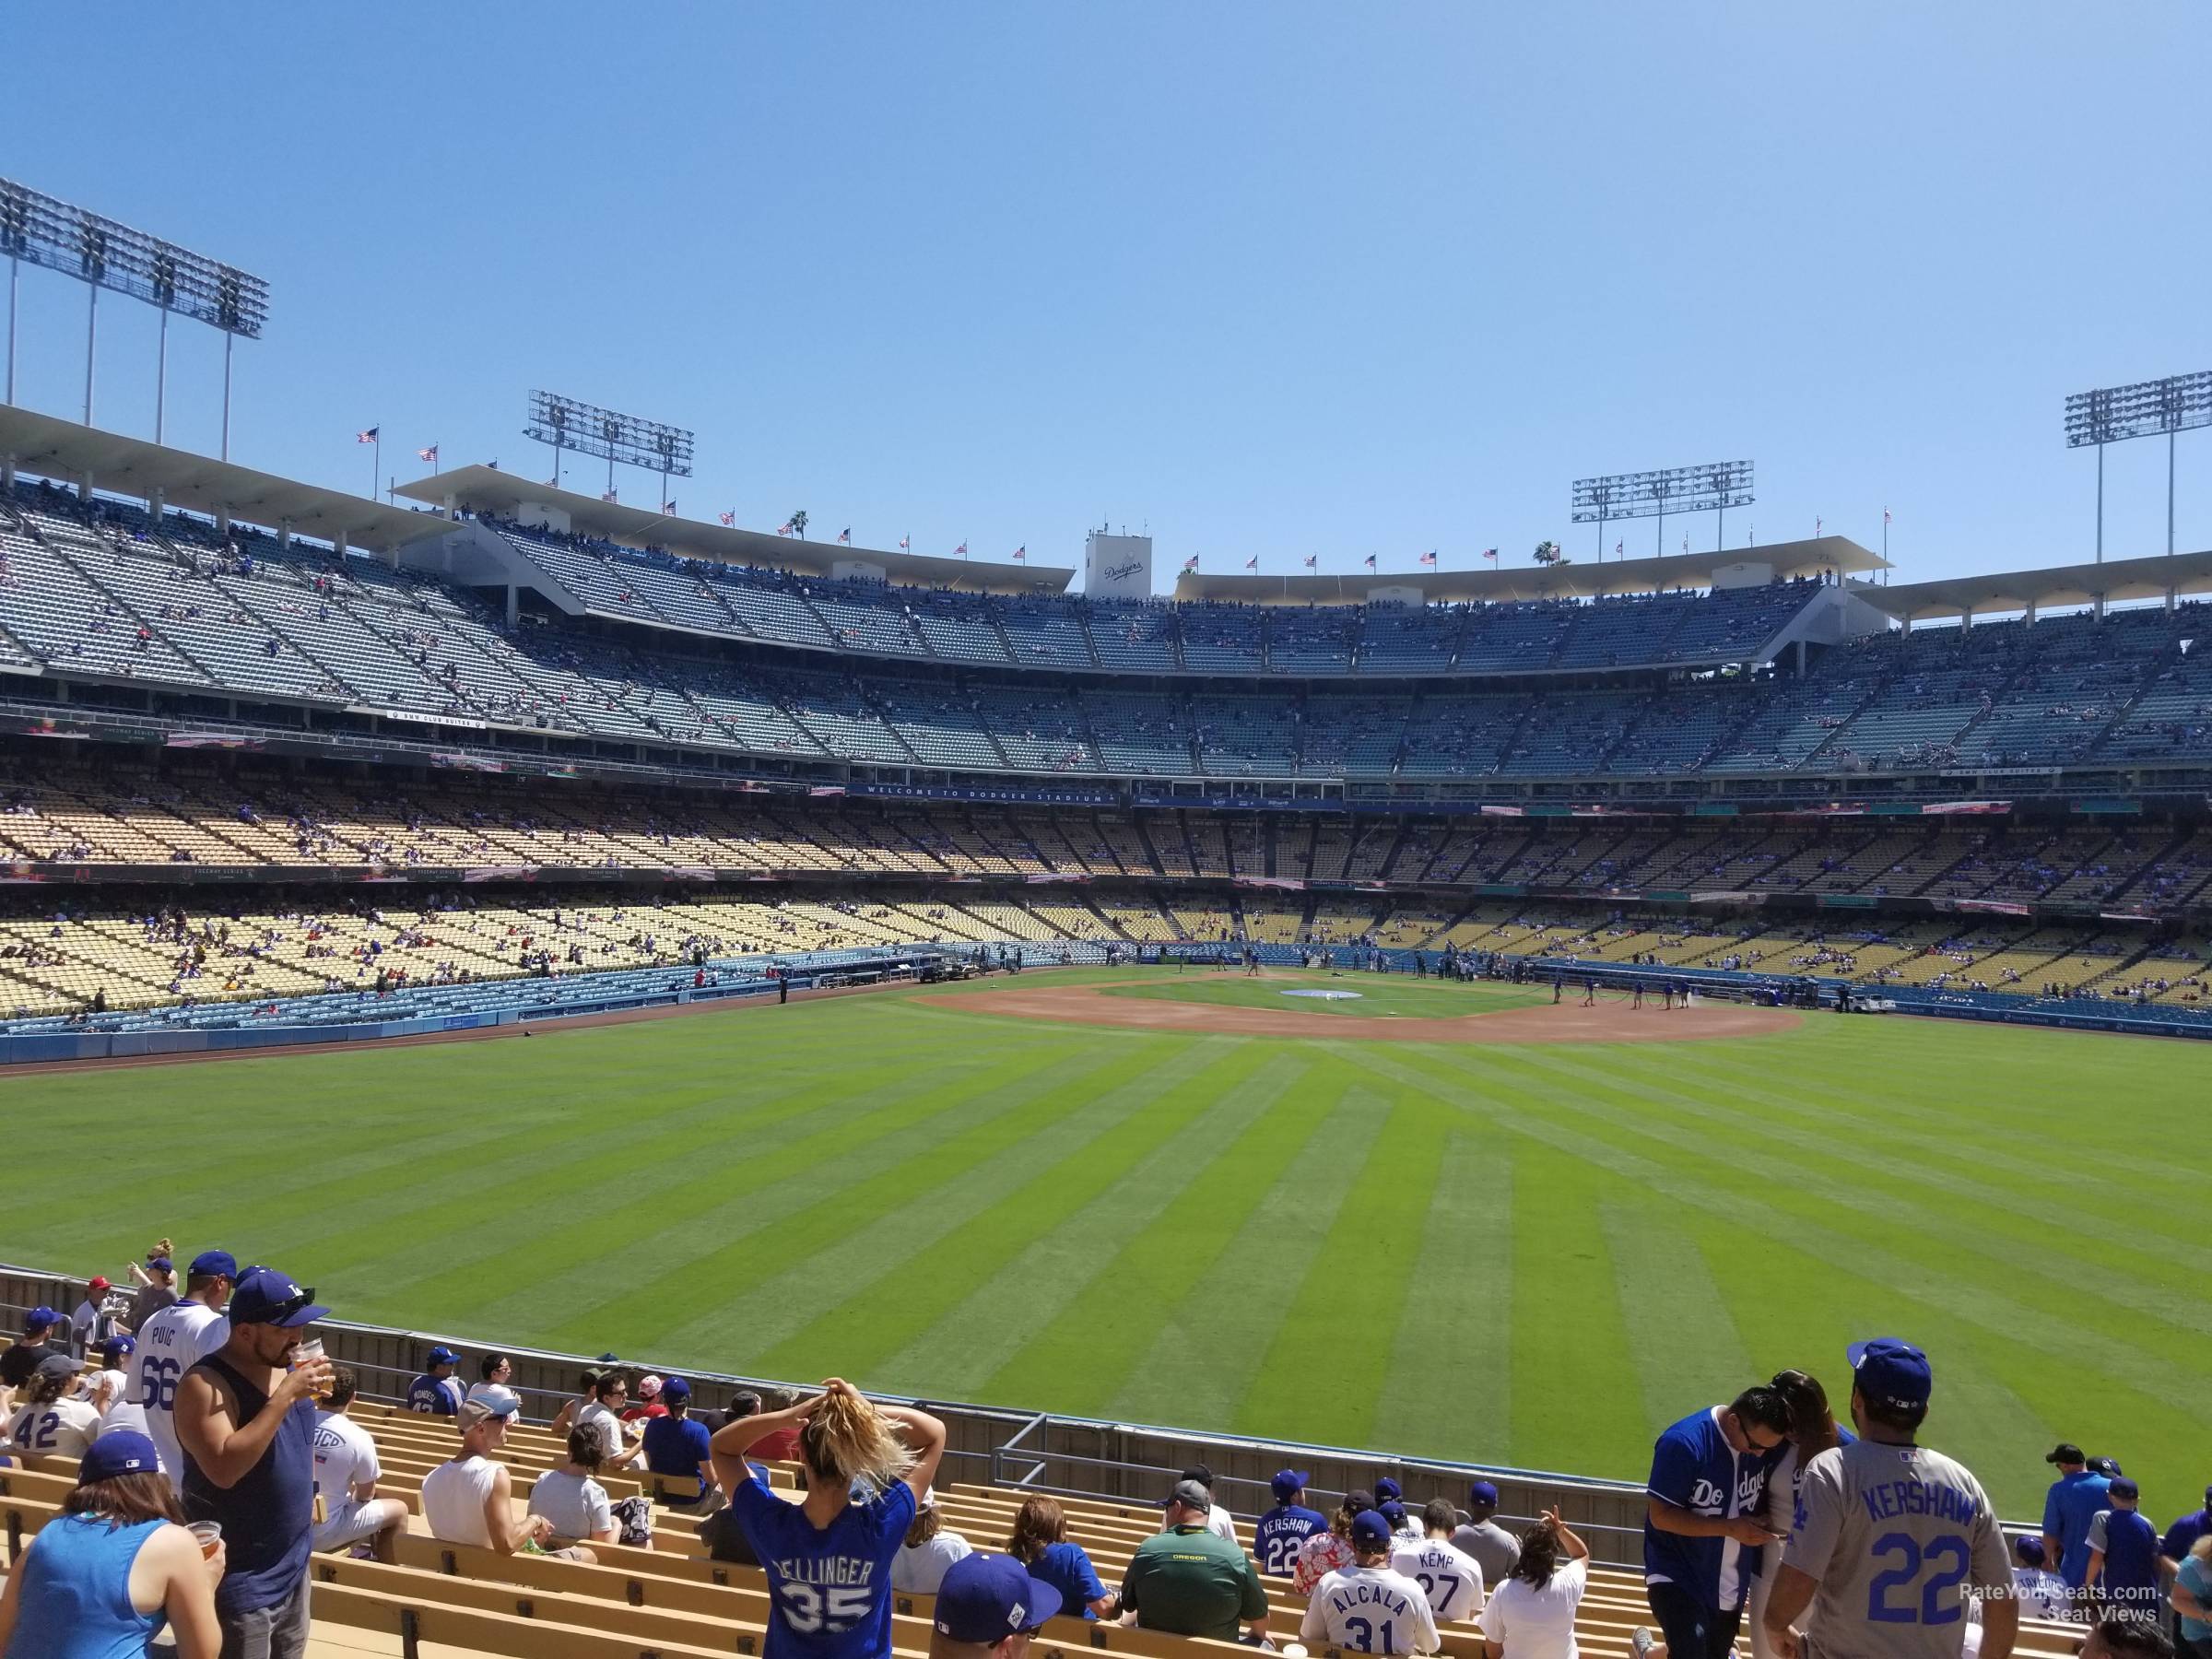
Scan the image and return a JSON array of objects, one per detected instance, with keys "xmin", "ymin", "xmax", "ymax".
[{"xmin": 1122, "ymin": 1524, "xmax": 1269, "ymax": 1641}]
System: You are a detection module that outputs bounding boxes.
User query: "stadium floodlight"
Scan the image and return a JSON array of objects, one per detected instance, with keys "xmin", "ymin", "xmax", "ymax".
[
  {"xmin": 0, "ymin": 177, "xmax": 269, "ymax": 455},
  {"xmin": 524, "ymin": 390, "xmax": 695, "ymax": 507},
  {"xmin": 2065, "ymin": 371, "xmax": 2212, "ymax": 560},
  {"xmin": 1571, "ymin": 460, "xmax": 1753, "ymax": 559}
]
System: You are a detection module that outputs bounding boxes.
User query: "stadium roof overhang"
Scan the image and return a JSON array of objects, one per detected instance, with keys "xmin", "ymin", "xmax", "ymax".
[
  {"xmin": 0, "ymin": 405, "xmax": 449, "ymax": 553},
  {"xmin": 396, "ymin": 465, "xmax": 1075, "ymax": 596},
  {"xmin": 1849, "ymin": 549, "xmax": 2212, "ymax": 621},
  {"xmin": 1170, "ymin": 535, "xmax": 1883, "ymax": 605}
]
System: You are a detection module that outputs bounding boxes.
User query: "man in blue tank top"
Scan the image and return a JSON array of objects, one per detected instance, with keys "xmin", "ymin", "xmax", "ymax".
[{"xmin": 175, "ymin": 1265, "xmax": 335, "ymax": 1659}]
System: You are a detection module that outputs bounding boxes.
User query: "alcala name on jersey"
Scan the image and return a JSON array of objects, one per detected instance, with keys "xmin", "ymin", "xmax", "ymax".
[{"xmin": 1327, "ymin": 1580, "xmax": 1416, "ymax": 1617}]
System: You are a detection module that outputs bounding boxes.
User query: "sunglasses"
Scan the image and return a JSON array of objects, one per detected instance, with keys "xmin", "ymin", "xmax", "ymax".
[{"xmin": 241, "ymin": 1286, "xmax": 317, "ymax": 1324}]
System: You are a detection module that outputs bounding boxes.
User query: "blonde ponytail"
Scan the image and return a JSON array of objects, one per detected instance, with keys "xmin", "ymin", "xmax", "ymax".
[{"xmin": 801, "ymin": 1389, "xmax": 916, "ymax": 1490}]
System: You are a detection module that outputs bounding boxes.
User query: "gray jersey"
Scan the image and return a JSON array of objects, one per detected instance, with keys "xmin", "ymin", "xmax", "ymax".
[{"xmin": 1782, "ymin": 1438, "xmax": 2009, "ymax": 1659}]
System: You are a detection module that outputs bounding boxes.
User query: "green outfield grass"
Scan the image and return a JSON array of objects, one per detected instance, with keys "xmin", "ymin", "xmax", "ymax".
[{"xmin": 2, "ymin": 966, "xmax": 2203, "ymax": 1519}]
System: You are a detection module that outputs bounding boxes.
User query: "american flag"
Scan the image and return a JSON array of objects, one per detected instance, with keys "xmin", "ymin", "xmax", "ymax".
[
  {"xmin": 1182, "ymin": 556, "xmax": 1199, "ymax": 573},
  {"xmin": 1615, "ymin": 539, "xmax": 1624, "ymax": 557},
  {"xmin": 1816, "ymin": 516, "xmax": 1823, "ymax": 536},
  {"xmin": 1244, "ymin": 555, "xmax": 1258, "ymax": 571},
  {"xmin": 779, "ymin": 519, "xmax": 796, "ymax": 535},
  {"xmin": 1884, "ymin": 507, "xmax": 1892, "ymax": 524},
  {"xmin": 1012, "ymin": 546, "xmax": 1026, "ymax": 561},
  {"xmin": 602, "ymin": 488, "xmax": 618, "ymax": 503},
  {"xmin": 417, "ymin": 443, "xmax": 439, "ymax": 465},
  {"xmin": 356, "ymin": 427, "xmax": 379, "ymax": 444},
  {"xmin": 719, "ymin": 511, "xmax": 735, "ymax": 526},
  {"xmin": 1418, "ymin": 549, "xmax": 1437, "ymax": 567},
  {"xmin": 955, "ymin": 542, "xmax": 968, "ymax": 557},
  {"xmin": 899, "ymin": 535, "xmax": 910, "ymax": 550},
  {"xmin": 1481, "ymin": 547, "xmax": 1499, "ymax": 562},
  {"xmin": 1363, "ymin": 554, "xmax": 1377, "ymax": 571},
  {"xmin": 838, "ymin": 528, "xmax": 852, "ymax": 545},
  {"xmin": 1302, "ymin": 554, "xmax": 1317, "ymax": 569},
  {"xmin": 662, "ymin": 500, "xmax": 677, "ymax": 515}
]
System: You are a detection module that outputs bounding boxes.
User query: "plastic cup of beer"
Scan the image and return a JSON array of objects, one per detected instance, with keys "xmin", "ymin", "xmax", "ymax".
[
  {"xmin": 292, "ymin": 1337, "xmax": 332, "ymax": 1400},
  {"xmin": 189, "ymin": 1521, "xmax": 222, "ymax": 1559}
]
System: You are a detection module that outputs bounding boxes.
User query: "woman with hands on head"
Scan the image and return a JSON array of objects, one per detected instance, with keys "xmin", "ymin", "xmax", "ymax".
[{"xmin": 711, "ymin": 1377, "xmax": 948, "ymax": 1659}]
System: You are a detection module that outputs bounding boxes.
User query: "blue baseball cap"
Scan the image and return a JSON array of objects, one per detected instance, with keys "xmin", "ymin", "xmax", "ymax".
[
  {"xmin": 934, "ymin": 1553, "xmax": 1063, "ymax": 1642},
  {"xmin": 188, "ymin": 1250, "xmax": 238, "ymax": 1279},
  {"xmin": 147, "ymin": 1256, "xmax": 173, "ymax": 1275},
  {"xmin": 1271, "ymin": 1468, "xmax": 1311, "ymax": 1500},
  {"xmin": 660, "ymin": 1376, "xmax": 691, "ymax": 1401},
  {"xmin": 2013, "ymin": 1535, "xmax": 2047, "ymax": 1566},
  {"xmin": 428, "ymin": 1346, "xmax": 459, "ymax": 1367},
  {"xmin": 226, "ymin": 1266, "xmax": 327, "ymax": 1328},
  {"xmin": 1467, "ymin": 1480, "xmax": 1500, "ymax": 1508},
  {"xmin": 101, "ymin": 1335, "xmax": 135, "ymax": 1360},
  {"xmin": 23, "ymin": 1305, "xmax": 58, "ymax": 1333},
  {"xmin": 80, "ymin": 1430, "xmax": 160, "ymax": 1482},
  {"xmin": 1350, "ymin": 1509, "xmax": 1393, "ymax": 1548},
  {"xmin": 1374, "ymin": 1477, "xmax": 1403, "ymax": 1503},
  {"xmin": 1848, "ymin": 1337, "xmax": 1933, "ymax": 1412}
]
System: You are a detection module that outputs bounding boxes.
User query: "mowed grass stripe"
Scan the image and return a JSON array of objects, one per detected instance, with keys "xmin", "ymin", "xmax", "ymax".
[
  {"xmin": 1237, "ymin": 1083, "xmax": 1448, "ymax": 1449},
  {"xmin": 1578, "ymin": 1038, "xmax": 2212, "ymax": 1264},
  {"xmin": 559, "ymin": 1037, "xmax": 1172, "ymax": 1358},
  {"xmin": 984, "ymin": 1055, "xmax": 1349, "ymax": 1418},
  {"xmin": 1598, "ymin": 1196, "xmax": 1754, "ymax": 1440},
  {"xmin": 1489, "ymin": 1044, "xmax": 2212, "ymax": 1359},
  {"xmin": 1665, "ymin": 1039, "xmax": 2208, "ymax": 1229},
  {"xmin": 1110, "ymin": 1065, "xmax": 1387, "ymax": 1431},
  {"xmin": 1368, "ymin": 1133, "xmax": 1512, "ymax": 1463},
  {"xmin": 745, "ymin": 1039, "xmax": 1256, "ymax": 1382},
  {"xmin": 887, "ymin": 1050, "xmax": 1313, "ymax": 1399},
  {"xmin": 1430, "ymin": 1067, "xmax": 2212, "ymax": 1477},
  {"xmin": 356, "ymin": 1039, "xmax": 1060, "ymax": 1331}
]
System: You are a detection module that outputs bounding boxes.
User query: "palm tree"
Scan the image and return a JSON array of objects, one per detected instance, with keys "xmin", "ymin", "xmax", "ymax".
[{"xmin": 790, "ymin": 511, "xmax": 809, "ymax": 540}]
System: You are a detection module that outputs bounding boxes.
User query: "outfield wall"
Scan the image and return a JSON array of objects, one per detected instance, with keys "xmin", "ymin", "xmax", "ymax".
[{"xmin": 0, "ymin": 1266, "xmax": 1657, "ymax": 1565}]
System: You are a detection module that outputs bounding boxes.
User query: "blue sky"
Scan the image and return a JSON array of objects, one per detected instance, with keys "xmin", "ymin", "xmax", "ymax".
[{"xmin": 7, "ymin": 2, "xmax": 2209, "ymax": 591}]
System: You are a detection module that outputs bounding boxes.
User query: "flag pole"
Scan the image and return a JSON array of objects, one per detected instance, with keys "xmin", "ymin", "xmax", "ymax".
[{"xmin": 370, "ymin": 429, "xmax": 380, "ymax": 500}]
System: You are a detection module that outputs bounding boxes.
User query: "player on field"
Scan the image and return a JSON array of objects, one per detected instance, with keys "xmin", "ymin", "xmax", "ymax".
[
  {"xmin": 1393, "ymin": 1499, "xmax": 1486, "ymax": 1623},
  {"xmin": 709, "ymin": 1376, "xmax": 947, "ymax": 1659},
  {"xmin": 123, "ymin": 1249, "xmax": 235, "ymax": 1487},
  {"xmin": 1641, "ymin": 1382, "xmax": 1792, "ymax": 1659},
  {"xmin": 1255, "ymin": 1468, "xmax": 1328, "ymax": 1578},
  {"xmin": 1761, "ymin": 1337, "xmax": 2016, "ymax": 1659},
  {"xmin": 1303, "ymin": 1509, "xmax": 1441, "ymax": 1654}
]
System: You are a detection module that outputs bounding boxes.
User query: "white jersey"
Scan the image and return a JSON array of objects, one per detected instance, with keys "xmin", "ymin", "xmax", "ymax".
[
  {"xmin": 1301, "ymin": 1564, "xmax": 1441, "ymax": 1655},
  {"xmin": 312, "ymin": 1409, "xmax": 382, "ymax": 1508},
  {"xmin": 8, "ymin": 1397, "xmax": 101, "ymax": 1458},
  {"xmin": 124, "ymin": 1300, "xmax": 227, "ymax": 1485},
  {"xmin": 1156, "ymin": 1501, "xmax": 1239, "ymax": 1545},
  {"xmin": 1392, "ymin": 1536, "xmax": 1487, "ymax": 1622},
  {"xmin": 1783, "ymin": 1439, "xmax": 2010, "ymax": 1659}
]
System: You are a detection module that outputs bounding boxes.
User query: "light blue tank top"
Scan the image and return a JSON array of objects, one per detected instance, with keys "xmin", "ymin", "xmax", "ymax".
[{"xmin": 3, "ymin": 1513, "xmax": 167, "ymax": 1659}]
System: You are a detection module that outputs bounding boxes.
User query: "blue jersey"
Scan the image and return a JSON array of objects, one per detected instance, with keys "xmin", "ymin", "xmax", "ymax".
[
  {"xmin": 405, "ymin": 1373, "xmax": 459, "ymax": 1415},
  {"xmin": 1255, "ymin": 1503, "xmax": 1328, "ymax": 1577},
  {"xmin": 641, "ymin": 1415, "xmax": 713, "ymax": 1479},
  {"xmin": 2041, "ymin": 1471, "xmax": 2111, "ymax": 1588},
  {"xmin": 732, "ymin": 1472, "xmax": 915, "ymax": 1659},
  {"xmin": 1643, "ymin": 1406, "xmax": 1780, "ymax": 1613}
]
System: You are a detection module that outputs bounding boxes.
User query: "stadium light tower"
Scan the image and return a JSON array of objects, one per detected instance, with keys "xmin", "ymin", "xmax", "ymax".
[
  {"xmin": 0, "ymin": 178, "xmax": 269, "ymax": 456},
  {"xmin": 1572, "ymin": 461, "xmax": 1754, "ymax": 559},
  {"xmin": 2065, "ymin": 371, "xmax": 2212, "ymax": 561},
  {"xmin": 524, "ymin": 391, "xmax": 694, "ymax": 509}
]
